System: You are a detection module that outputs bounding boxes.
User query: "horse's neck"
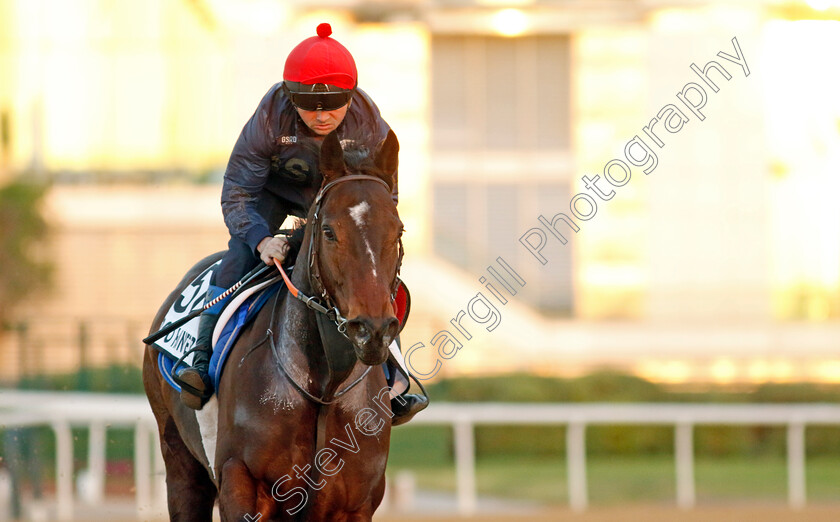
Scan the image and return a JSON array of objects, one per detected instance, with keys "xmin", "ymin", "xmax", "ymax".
[
  {"xmin": 276, "ymin": 264, "xmax": 326, "ymax": 389},
  {"xmin": 277, "ymin": 258, "xmax": 357, "ymax": 401}
]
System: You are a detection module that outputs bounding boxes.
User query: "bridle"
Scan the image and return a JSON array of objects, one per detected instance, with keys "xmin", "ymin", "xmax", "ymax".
[
  {"xmin": 266, "ymin": 174, "xmax": 412, "ymax": 476},
  {"xmin": 268, "ymin": 173, "xmax": 404, "ymax": 407},
  {"xmin": 250, "ymin": 172, "xmax": 409, "ymax": 486},
  {"xmin": 276, "ymin": 173, "xmax": 404, "ymax": 338}
]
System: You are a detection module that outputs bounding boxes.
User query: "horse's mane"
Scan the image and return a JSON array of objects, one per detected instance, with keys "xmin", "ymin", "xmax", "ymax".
[{"xmin": 283, "ymin": 221, "xmax": 307, "ymax": 268}]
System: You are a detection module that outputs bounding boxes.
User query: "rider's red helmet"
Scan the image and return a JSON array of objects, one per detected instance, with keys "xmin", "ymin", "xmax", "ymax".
[{"xmin": 283, "ymin": 24, "xmax": 357, "ymax": 111}]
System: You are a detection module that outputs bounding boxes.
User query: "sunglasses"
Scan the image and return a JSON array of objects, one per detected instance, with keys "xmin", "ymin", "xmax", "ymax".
[{"xmin": 284, "ymin": 82, "xmax": 353, "ymax": 112}]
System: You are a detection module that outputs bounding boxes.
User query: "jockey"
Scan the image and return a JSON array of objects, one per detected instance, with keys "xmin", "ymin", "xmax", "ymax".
[{"xmin": 175, "ymin": 23, "xmax": 428, "ymax": 424}]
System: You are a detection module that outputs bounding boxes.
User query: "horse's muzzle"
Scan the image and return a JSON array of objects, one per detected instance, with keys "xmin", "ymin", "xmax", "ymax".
[{"xmin": 346, "ymin": 316, "xmax": 399, "ymax": 365}]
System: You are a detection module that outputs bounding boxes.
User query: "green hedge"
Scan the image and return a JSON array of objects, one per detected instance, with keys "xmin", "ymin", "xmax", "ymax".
[
  {"xmin": 422, "ymin": 372, "xmax": 840, "ymax": 458},
  {"xmin": 15, "ymin": 364, "xmax": 145, "ymax": 393},
  {"xmin": 8, "ymin": 369, "xmax": 840, "ymax": 460}
]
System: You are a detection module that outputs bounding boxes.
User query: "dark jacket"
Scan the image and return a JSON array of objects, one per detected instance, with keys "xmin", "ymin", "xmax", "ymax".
[{"xmin": 221, "ymin": 83, "xmax": 397, "ymax": 254}]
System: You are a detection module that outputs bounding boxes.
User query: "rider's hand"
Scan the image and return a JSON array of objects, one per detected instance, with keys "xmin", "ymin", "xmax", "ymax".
[{"xmin": 257, "ymin": 235, "xmax": 290, "ymax": 266}]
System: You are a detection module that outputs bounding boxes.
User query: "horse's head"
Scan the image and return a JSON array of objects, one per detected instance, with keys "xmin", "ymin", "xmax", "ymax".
[{"xmin": 307, "ymin": 130, "xmax": 403, "ymax": 366}]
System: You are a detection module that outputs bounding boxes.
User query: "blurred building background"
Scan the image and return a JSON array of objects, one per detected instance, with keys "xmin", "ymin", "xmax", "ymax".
[{"xmin": 1, "ymin": 0, "xmax": 839, "ymax": 385}]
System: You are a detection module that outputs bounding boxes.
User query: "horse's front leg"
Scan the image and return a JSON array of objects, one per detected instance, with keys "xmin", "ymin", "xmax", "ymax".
[
  {"xmin": 348, "ymin": 473, "xmax": 386, "ymax": 522},
  {"xmin": 313, "ymin": 473, "xmax": 384, "ymax": 522},
  {"xmin": 218, "ymin": 458, "xmax": 273, "ymax": 522}
]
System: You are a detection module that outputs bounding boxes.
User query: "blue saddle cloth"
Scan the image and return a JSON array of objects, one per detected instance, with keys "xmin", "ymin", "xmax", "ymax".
[{"xmin": 159, "ymin": 282, "xmax": 282, "ymax": 395}]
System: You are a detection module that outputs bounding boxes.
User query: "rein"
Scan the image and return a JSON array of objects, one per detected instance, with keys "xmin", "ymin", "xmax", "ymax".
[
  {"xmin": 275, "ymin": 257, "xmax": 349, "ymax": 335},
  {"xmin": 266, "ymin": 288, "xmax": 372, "ymax": 406}
]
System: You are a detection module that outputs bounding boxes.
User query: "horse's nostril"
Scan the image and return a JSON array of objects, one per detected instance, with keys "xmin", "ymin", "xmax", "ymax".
[
  {"xmin": 348, "ymin": 320, "xmax": 372, "ymax": 345},
  {"xmin": 389, "ymin": 318, "xmax": 400, "ymax": 337},
  {"xmin": 381, "ymin": 318, "xmax": 399, "ymax": 347},
  {"xmin": 356, "ymin": 325, "xmax": 371, "ymax": 344},
  {"xmin": 348, "ymin": 316, "xmax": 398, "ymax": 353}
]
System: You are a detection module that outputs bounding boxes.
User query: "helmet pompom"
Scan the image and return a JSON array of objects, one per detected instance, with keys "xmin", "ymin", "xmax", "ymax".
[
  {"xmin": 316, "ymin": 23, "xmax": 332, "ymax": 38},
  {"xmin": 284, "ymin": 23, "xmax": 357, "ymax": 89}
]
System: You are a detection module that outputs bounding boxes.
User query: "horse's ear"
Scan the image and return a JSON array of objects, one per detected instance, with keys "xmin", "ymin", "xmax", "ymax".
[
  {"xmin": 320, "ymin": 131, "xmax": 345, "ymax": 183},
  {"xmin": 373, "ymin": 130, "xmax": 399, "ymax": 189}
]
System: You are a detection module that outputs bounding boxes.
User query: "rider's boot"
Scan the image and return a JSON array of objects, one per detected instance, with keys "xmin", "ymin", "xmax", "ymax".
[
  {"xmin": 175, "ymin": 284, "xmax": 227, "ymax": 410},
  {"xmin": 176, "ymin": 311, "xmax": 218, "ymax": 410},
  {"xmin": 391, "ymin": 391, "xmax": 429, "ymax": 426},
  {"xmin": 384, "ymin": 356, "xmax": 429, "ymax": 426}
]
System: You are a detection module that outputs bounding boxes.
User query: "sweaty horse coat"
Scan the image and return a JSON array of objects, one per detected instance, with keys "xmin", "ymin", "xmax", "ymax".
[{"xmin": 143, "ymin": 130, "xmax": 403, "ymax": 521}]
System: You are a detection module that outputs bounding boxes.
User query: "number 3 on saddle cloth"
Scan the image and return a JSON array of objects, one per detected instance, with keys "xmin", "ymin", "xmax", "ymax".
[{"xmin": 154, "ymin": 260, "xmax": 413, "ymax": 397}]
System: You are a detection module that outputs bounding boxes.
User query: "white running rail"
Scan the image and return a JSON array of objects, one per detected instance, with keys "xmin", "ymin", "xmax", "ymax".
[{"xmin": 2, "ymin": 392, "xmax": 840, "ymax": 518}]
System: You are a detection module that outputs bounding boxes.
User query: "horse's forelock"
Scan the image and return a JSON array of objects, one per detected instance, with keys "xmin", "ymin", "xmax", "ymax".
[
  {"xmin": 338, "ymin": 136, "xmax": 383, "ymax": 174},
  {"xmin": 316, "ymin": 134, "xmax": 390, "ymax": 179}
]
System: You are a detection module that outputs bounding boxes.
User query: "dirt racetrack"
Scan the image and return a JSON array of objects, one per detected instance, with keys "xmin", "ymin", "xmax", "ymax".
[
  {"xmin": 61, "ymin": 503, "xmax": 840, "ymax": 521},
  {"xmin": 375, "ymin": 504, "xmax": 840, "ymax": 521}
]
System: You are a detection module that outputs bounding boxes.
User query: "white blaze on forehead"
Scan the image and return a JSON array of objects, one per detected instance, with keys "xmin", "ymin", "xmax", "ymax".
[
  {"xmin": 364, "ymin": 242, "xmax": 378, "ymax": 278},
  {"xmin": 348, "ymin": 200, "xmax": 378, "ymax": 278},
  {"xmin": 349, "ymin": 201, "xmax": 370, "ymax": 227}
]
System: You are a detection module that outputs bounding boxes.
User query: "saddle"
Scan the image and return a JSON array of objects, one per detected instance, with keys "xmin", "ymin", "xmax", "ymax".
[{"xmin": 155, "ymin": 263, "xmax": 411, "ymax": 397}]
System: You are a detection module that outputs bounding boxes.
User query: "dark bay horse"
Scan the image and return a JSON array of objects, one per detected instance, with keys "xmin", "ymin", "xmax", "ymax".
[{"xmin": 143, "ymin": 130, "xmax": 404, "ymax": 521}]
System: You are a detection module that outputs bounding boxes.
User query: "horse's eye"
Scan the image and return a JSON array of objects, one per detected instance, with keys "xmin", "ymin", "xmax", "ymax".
[{"xmin": 322, "ymin": 224, "xmax": 337, "ymax": 242}]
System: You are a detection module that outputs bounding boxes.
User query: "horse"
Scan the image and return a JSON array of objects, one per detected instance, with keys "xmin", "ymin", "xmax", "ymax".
[{"xmin": 142, "ymin": 130, "xmax": 404, "ymax": 521}]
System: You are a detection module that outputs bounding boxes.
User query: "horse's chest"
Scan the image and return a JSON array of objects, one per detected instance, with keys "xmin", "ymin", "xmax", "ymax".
[{"xmin": 254, "ymin": 389, "xmax": 297, "ymax": 416}]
